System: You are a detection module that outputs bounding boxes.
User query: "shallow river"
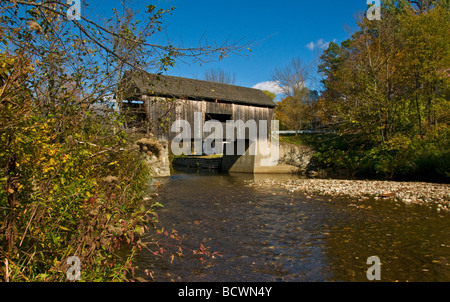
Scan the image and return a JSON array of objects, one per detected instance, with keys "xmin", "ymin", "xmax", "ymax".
[{"xmin": 135, "ymin": 170, "xmax": 450, "ymax": 282}]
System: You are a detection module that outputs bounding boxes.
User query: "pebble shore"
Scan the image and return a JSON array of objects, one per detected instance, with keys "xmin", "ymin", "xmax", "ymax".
[{"xmin": 247, "ymin": 178, "xmax": 450, "ymax": 212}]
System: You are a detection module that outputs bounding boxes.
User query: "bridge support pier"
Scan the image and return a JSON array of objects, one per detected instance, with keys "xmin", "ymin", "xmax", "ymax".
[{"xmin": 221, "ymin": 139, "xmax": 295, "ymax": 174}]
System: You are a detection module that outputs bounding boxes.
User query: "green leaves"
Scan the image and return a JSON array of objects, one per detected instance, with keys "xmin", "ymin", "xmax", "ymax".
[
  {"xmin": 0, "ymin": 47, "xmax": 153, "ymax": 281},
  {"xmin": 316, "ymin": 2, "xmax": 449, "ymax": 178}
]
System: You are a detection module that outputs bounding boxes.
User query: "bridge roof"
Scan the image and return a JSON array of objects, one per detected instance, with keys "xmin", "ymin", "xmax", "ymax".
[{"xmin": 120, "ymin": 71, "xmax": 277, "ymax": 108}]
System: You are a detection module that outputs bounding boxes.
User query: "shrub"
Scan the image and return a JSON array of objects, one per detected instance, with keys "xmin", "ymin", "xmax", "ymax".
[
  {"xmin": 0, "ymin": 51, "xmax": 157, "ymax": 281},
  {"xmin": 358, "ymin": 135, "xmax": 416, "ymax": 179}
]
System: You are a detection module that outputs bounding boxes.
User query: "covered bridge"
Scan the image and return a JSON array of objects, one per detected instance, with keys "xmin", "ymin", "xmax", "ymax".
[{"xmin": 120, "ymin": 70, "xmax": 279, "ymax": 172}]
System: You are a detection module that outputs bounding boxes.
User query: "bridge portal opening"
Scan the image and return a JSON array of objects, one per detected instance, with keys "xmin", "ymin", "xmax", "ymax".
[{"xmin": 205, "ymin": 113, "xmax": 232, "ymax": 123}]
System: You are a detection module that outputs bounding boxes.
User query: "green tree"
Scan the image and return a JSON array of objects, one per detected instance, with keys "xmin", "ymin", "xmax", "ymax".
[
  {"xmin": 318, "ymin": 0, "xmax": 449, "ymax": 141},
  {"xmin": 272, "ymin": 58, "xmax": 319, "ymax": 130},
  {"xmin": 314, "ymin": 0, "xmax": 449, "ymax": 180}
]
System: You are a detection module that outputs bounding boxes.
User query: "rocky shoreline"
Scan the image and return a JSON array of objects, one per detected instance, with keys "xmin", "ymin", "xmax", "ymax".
[{"xmin": 247, "ymin": 178, "xmax": 450, "ymax": 212}]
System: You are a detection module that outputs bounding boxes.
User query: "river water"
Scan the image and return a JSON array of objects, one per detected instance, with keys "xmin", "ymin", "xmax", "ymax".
[{"xmin": 135, "ymin": 170, "xmax": 450, "ymax": 282}]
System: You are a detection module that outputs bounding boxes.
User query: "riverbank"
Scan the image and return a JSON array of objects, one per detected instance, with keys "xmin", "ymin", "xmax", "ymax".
[
  {"xmin": 278, "ymin": 134, "xmax": 450, "ymax": 184},
  {"xmin": 246, "ymin": 178, "xmax": 450, "ymax": 212}
]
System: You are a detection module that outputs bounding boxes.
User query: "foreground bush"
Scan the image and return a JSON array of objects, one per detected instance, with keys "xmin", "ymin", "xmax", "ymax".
[{"xmin": 0, "ymin": 50, "xmax": 158, "ymax": 282}]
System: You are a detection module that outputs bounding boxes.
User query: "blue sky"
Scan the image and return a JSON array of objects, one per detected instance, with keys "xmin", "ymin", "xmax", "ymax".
[{"xmin": 89, "ymin": 0, "xmax": 369, "ymax": 94}]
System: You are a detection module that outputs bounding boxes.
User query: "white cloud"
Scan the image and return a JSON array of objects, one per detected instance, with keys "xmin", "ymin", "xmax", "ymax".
[
  {"xmin": 252, "ymin": 81, "xmax": 284, "ymax": 95},
  {"xmin": 306, "ymin": 39, "xmax": 336, "ymax": 51},
  {"xmin": 306, "ymin": 41, "xmax": 316, "ymax": 51}
]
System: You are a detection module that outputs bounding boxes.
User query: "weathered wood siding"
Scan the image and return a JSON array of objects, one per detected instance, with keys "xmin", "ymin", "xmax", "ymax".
[{"xmin": 142, "ymin": 96, "xmax": 274, "ymax": 141}]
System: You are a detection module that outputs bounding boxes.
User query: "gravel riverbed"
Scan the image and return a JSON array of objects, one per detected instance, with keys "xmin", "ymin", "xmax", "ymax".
[{"xmin": 246, "ymin": 178, "xmax": 450, "ymax": 212}]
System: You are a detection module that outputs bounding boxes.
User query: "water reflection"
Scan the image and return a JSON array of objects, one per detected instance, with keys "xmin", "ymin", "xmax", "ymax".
[{"xmin": 135, "ymin": 170, "xmax": 450, "ymax": 282}]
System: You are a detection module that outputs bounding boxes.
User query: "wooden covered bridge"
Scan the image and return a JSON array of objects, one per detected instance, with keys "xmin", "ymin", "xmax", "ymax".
[{"xmin": 119, "ymin": 70, "xmax": 281, "ymax": 173}]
